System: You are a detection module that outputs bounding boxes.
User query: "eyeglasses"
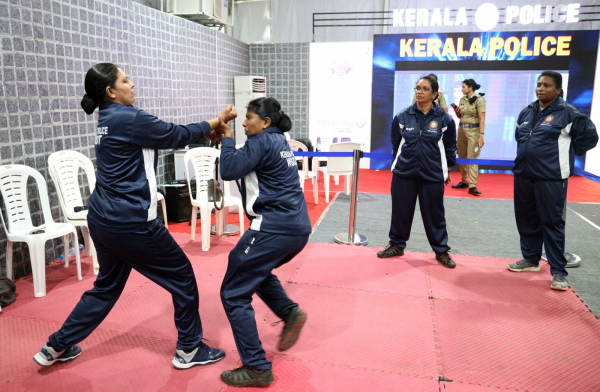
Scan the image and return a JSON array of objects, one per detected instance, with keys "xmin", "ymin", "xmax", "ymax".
[{"xmin": 414, "ymin": 87, "xmax": 431, "ymax": 93}]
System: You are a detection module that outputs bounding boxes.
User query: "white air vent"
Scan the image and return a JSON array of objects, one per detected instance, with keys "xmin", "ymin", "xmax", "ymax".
[{"xmin": 252, "ymin": 78, "xmax": 266, "ymax": 93}]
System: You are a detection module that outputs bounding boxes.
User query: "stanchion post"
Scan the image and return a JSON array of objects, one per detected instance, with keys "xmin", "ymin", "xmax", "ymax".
[{"xmin": 334, "ymin": 150, "xmax": 368, "ymax": 246}]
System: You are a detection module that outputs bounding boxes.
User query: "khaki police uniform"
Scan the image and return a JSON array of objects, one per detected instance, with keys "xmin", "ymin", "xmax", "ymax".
[
  {"xmin": 412, "ymin": 91, "xmax": 448, "ymax": 111},
  {"xmin": 457, "ymin": 94, "xmax": 485, "ymax": 188}
]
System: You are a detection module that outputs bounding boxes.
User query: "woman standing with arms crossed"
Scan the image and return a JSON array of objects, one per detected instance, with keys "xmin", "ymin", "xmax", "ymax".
[
  {"xmin": 452, "ymin": 79, "xmax": 486, "ymax": 195},
  {"xmin": 507, "ymin": 71, "xmax": 598, "ymax": 290},
  {"xmin": 218, "ymin": 97, "xmax": 311, "ymax": 387},
  {"xmin": 33, "ymin": 63, "xmax": 232, "ymax": 369},
  {"xmin": 377, "ymin": 75, "xmax": 457, "ymax": 268}
]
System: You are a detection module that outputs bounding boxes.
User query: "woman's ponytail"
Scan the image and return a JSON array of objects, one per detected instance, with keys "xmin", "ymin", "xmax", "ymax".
[{"xmin": 81, "ymin": 94, "xmax": 99, "ymax": 115}]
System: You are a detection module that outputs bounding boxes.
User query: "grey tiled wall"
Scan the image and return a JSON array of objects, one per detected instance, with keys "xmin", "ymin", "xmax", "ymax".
[
  {"xmin": 249, "ymin": 43, "xmax": 309, "ymax": 140},
  {"xmin": 0, "ymin": 0, "xmax": 249, "ymax": 279}
]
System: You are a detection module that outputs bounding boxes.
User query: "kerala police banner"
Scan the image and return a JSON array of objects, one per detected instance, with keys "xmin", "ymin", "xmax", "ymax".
[{"xmin": 370, "ymin": 30, "xmax": 600, "ymax": 169}]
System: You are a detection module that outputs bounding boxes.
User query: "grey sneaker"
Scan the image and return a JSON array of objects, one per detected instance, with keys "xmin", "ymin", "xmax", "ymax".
[
  {"xmin": 507, "ymin": 259, "xmax": 540, "ymax": 272},
  {"xmin": 33, "ymin": 343, "xmax": 81, "ymax": 366},
  {"xmin": 551, "ymin": 274, "xmax": 568, "ymax": 291}
]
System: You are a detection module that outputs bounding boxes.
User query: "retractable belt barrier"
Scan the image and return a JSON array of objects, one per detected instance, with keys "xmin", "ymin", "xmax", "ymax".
[
  {"xmin": 292, "ymin": 151, "xmax": 600, "ymax": 183},
  {"xmin": 293, "ymin": 150, "xmax": 599, "ymax": 260}
]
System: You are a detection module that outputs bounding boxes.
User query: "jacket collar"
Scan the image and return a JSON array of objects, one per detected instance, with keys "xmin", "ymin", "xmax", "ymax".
[
  {"xmin": 99, "ymin": 101, "xmax": 133, "ymax": 109},
  {"xmin": 407, "ymin": 101, "xmax": 444, "ymax": 116},
  {"xmin": 528, "ymin": 96, "xmax": 566, "ymax": 112},
  {"xmin": 247, "ymin": 126, "xmax": 284, "ymax": 138}
]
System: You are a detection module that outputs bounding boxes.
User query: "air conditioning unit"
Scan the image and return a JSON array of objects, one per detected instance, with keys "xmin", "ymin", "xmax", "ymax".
[
  {"xmin": 213, "ymin": 0, "xmax": 228, "ymax": 22},
  {"xmin": 234, "ymin": 76, "xmax": 267, "ymax": 145},
  {"xmin": 170, "ymin": 0, "xmax": 232, "ymax": 26}
]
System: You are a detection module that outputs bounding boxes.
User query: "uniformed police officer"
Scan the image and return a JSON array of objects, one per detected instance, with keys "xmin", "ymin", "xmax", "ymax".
[
  {"xmin": 218, "ymin": 97, "xmax": 311, "ymax": 387},
  {"xmin": 378, "ymin": 75, "xmax": 457, "ymax": 268},
  {"xmin": 507, "ymin": 71, "xmax": 598, "ymax": 290},
  {"xmin": 452, "ymin": 79, "xmax": 486, "ymax": 195},
  {"xmin": 33, "ymin": 63, "xmax": 229, "ymax": 369}
]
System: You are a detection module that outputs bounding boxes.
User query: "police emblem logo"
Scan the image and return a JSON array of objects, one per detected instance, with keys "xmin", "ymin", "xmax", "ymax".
[
  {"xmin": 544, "ymin": 115, "xmax": 554, "ymax": 123},
  {"xmin": 429, "ymin": 121, "xmax": 438, "ymax": 129}
]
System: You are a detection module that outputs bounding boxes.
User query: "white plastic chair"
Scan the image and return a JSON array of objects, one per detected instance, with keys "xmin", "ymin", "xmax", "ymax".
[
  {"xmin": 48, "ymin": 150, "xmax": 99, "ymax": 275},
  {"xmin": 157, "ymin": 192, "xmax": 168, "ymax": 228},
  {"xmin": 0, "ymin": 164, "xmax": 82, "ymax": 297},
  {"xmin": 288, "ymin": 140, "xmax": 318, "ymax": 204},
  {"xmin": 317, "ymin": 142, "xmax": 361, "ymax": 203},
  {"xmin": 184, "ymin": 147, "xmax": 244, "ymax": 251}
]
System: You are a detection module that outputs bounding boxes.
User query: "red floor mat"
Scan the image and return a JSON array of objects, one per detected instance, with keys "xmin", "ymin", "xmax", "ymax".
[
  {"xmin": 2, "ymin": 240, "xmax": 599, "ymax": 391},
  {"xmin": 434, "ymin": 299, "xmax": 600, "ymax": 391}
]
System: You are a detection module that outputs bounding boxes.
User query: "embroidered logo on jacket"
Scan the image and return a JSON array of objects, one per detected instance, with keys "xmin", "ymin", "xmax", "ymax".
[
  {"xmin": 543, "ymin": 115, "xmax": 554, "ymax": 124},
  {"xmin": 429, "ymin": 121, "xmax": 438, "ymax": 130}
]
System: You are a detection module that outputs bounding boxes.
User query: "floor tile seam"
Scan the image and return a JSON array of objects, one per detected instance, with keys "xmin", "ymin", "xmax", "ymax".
[
  {"xmin": 424, "ymin": 260, "xmax": 446, "ymax": 379},
  {"xmin": 429, "ymin": 295, "xmax": 600, "ymax": 318},
  {"xmin": 285, "ymin": 281, "xmax": 430, "ymax": 299},
  {"xmin": 570, "ymin": 287, "xmax": 600, "ymax": 318},
  {"xmin": 284, "ymin": 243, "xmax": 314, "ymax": 283},
  {"xmin": 264, "ymin": 354, "xmax": 440, "ymax": 380}
]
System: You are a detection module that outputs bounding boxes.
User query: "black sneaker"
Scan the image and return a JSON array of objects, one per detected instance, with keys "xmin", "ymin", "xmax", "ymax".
[
  {"xmin": 435, "ymin": 251, "xmax": 456, "ymax": 268},
  {"xmin": 452, "ymin": 181, "xmax": 469, "ymax": 189},
  {"xmin": 221, "ymin": 366, "xmax": 274, "ymax": 387},
  {"xmin": 172, "ymin": 341, "xmax": 226, "ymax": 369},
  {"xmin": 33, "ymin": 343, "xmax": 81, "ymax": 366},
  {"xmin": 377, "ymin": 244, "xmax": 404, "ymax": 258},
  {"xmin": 468, "ymin": 187, "xmax": 482, "ymax": 196},
  {"xmin": 278, "ymin": 307, "xmax": 307, "ymax": 351}
]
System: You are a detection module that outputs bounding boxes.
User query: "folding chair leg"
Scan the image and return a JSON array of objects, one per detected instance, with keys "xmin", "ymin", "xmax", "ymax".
[
  {"xmin": 161, "ymin": 198, "xmax": 168, "ymax": 228},
  {"xmin": 29, "ymin": 239, "xmax": 47, "ymax": 298},
  {"xmin": 313, "ymin": 176, "xmax": 318, "ymax": 205},
  {"xmin": 334, "ymin": 175, "xmax": 339, "ymax": 185},
  {"xmin": 190, "ymin": 206, "xmax": 198, "ymax": 241},
  {"xmin": 200, "ymin": 204, "xmax": 212, "ymax": 251},
  {"xmin": 6, "ymin": 240, "xmax": 13, "ymax": 280},
  {"xmin": 325, "ymin": 174, "xmax": 330, "ymax": 203},
  {"xmin": 63, "ymin": 234, "xmax": 70, "ymax": 268},
  {"xmin": 345, "ymin": 174, "xmax": 351, "ymax": 195},
  {"xmin": 71, "ymin": 229, "xmax": 82, "ymax": 281}
]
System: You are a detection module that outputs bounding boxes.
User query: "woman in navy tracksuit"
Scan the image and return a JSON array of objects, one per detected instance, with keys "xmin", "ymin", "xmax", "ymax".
[
  {"xmin": 218, "ymin": 97, "xmax": 311, "ymax": 387},
  {"xmin": 377, "ymin": 75, "xmax": 457, "ymax": 268},
  {"xmin": 33, "ymin": 63, "xmax": 230, "ymax": 369},
  {"xmin": 507, "ymin": 71, "xmax": 598, "ymax": 290}
]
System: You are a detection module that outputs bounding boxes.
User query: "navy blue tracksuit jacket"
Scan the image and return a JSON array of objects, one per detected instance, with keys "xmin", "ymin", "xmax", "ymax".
[
  {"xmin": 512, "ymin": 97, "xmax": 598, "ymax": 276},
  {"xmin": 218, "ymin": 128, "xmax": 311, "ymax": 370},
  {"xmin": 89, "ymin": 102, "xmax": 211, "ymax": 224},
  {"xmin": 49, "ymin": 102, "xmax": 212, "ymax": 352},
  {"xmin": 388, "ymin": 103, "xmax": 457, "ymax": 253}
]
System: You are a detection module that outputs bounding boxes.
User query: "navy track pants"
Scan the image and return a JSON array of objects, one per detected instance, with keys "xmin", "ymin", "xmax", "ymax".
[
  {"xmin": 388, "ymin": 176, "xmax": 450, "ymax": 254},
  {"xmin": 49, "ymin": 217, "xmax": 203, "ymax": 351},
  {"xmin": 514, "ymin": 175, "xmax": 569, "ymax": 276},
  {"xmin": 220, "ymin": 230, "xmax": 309, "ymax": 370}
]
